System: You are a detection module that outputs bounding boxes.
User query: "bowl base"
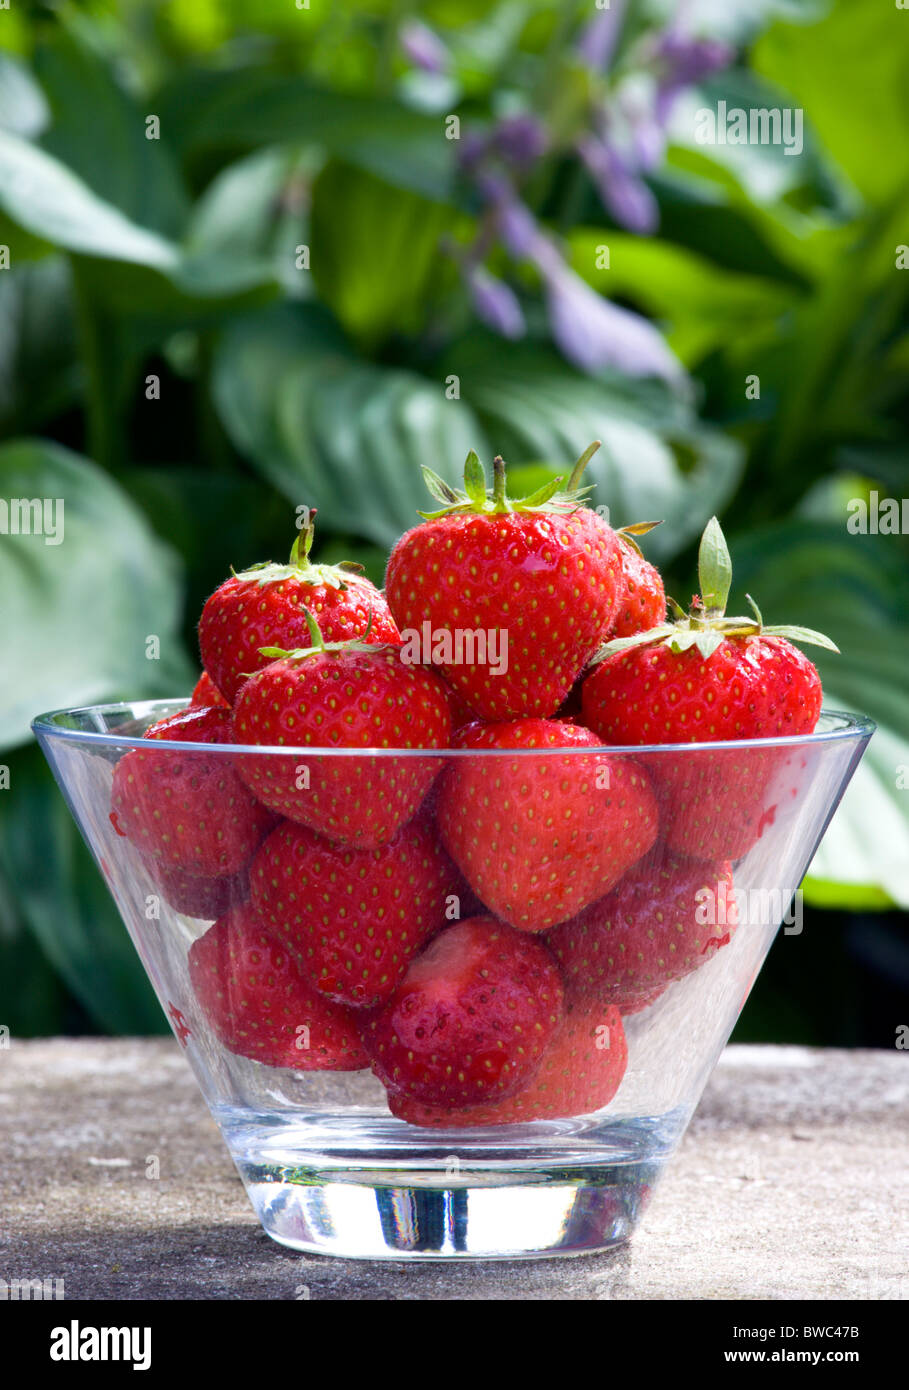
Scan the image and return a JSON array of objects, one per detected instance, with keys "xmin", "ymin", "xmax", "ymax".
[{"xmin": 222, "ymin": 1108, "xmax": 674, "ymax": 1259}]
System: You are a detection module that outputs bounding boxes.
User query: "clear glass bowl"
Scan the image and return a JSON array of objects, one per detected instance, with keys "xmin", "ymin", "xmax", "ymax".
[{"xmin": 33, "ymin": 701, "xmax": 873, "ymax": 1260}]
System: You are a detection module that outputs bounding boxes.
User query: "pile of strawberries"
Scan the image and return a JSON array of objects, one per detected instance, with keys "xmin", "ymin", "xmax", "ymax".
[{"xmin": 110, "ymin": 447, "xmax": 835, "ymax": 1128}]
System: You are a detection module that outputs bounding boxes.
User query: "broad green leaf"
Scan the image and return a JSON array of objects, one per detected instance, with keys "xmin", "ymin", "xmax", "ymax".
[
  {"xmin": 212, "ymin": 303, "xmax": 489, "ymax": 546},
  {"xmin": 0, "ymin": 744, "xmax": 165, "ymax": 1033},
  {"xmin": 34, "ymin": 30, "xmax": 188, "ymax": 236},
  {"xmin": 0, "ymin": 258, "xmax": 79, "ymax": 434},
  {"xmin": 0, "ymin": 128, "xmax": 178, "ymax": 268},
  {"xmin": 310, "ymin": 161, "xmax": 453, "ymax": 347},
  {"xmin": 0, "ymin": 440, "xmax": 194, "ymax": 752},
  {"xmin": 753, "ymin": 0, "xmax": 909, "ymax": 203},
  {"xmin": 442, "ymin": 334, "xmax": 743, "ymax": 562},
  {"xmin": 568, "ymin": 229, "xmax": 800, "ymax": 365},
  {"xmin": 159, "ymin": 72, "xmax": 454, "ymax": 200},
  {"xmin": 0, "ymin": 50, "xmax": 49, "ymax": 138}
]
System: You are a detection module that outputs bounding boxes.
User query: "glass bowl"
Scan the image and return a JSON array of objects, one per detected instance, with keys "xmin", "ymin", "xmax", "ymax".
[{"xmin": 33, "ymin": 701, "xmax": 873, "ymax": 1260}]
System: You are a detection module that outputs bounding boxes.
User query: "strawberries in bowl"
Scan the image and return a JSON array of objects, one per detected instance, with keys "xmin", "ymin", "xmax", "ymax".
[{"xmin": 83, "ymin": 443, "xmax": 861, "ymax": 1213}]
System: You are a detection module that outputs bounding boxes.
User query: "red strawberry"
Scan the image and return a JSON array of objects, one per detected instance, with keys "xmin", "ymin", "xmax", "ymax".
[
  {"xmin": 547, "ymin": 855, "xmax": 738, "ymax": 1012},
  {"xmin": 199, "ymin": 517, "xmax": 399, "ymax": 704},
  {"xmin": 389, "ymin": 998, "xmax": 627, "ymax": 1127},
  {"xmin": 363, "ymin": 917, "xmax": 564, "ymax": 1107},
  {"xmin": 110, "ymin": 706, "xmax": 273, "ymax": 877},
  {"xmin": 384, "ymin": 446, "xmax": 623, "ymax": 721},
  {"xmin": 140, "ymin": 852, "xmax": 249, "ymax": 920},
  {"xmin": 231, "ymin": 619, "xmax": 452, "ymax": 848},
  {"xmin": 436, "ymin": 720, "xmax": 659, "ymax": 932},
  {"xmin": 188, "ymin": 903, "xmax": 368, "ymax": 1070},
  {"xmin": 580, "ymin": 517, "xmax": 835, "ymax": 860},
  {"xmin": 191, "ymin": 671, "xmax": 229, "ymax": 709},
  {"xmin": 249, "ymin": 818, "xmax": 461, "ymax": 1009},
  {"xmin": 608, "ymin": 529, "xmax": 666, "ymax": 640}
]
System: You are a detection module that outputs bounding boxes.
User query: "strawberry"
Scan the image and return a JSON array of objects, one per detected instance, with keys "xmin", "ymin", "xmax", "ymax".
[
  {"xmin": 231, "ymin": 617, "xmax": 452, "ymax": 848},
  {"xmin": 388, "ymin": 998, "xmax": 627, "ymax": 1128},
  {"xmin": 608, "ymin": 527, "xmax": 666, "ymax": 640},
  {"xmin": 190, "ymin": 671, "xmax": 229, "ymax": 709},
  {"xmin": 384, "ymin": 444, "xmax": 623, "ymax": 721},
  {"xmin": 580, "ymin": 517, "xmax": 836, "ymax": 860},
  {"xmin": 198, "ymin": 516, "xmax": 399, "ymax": 704},
  {"xmin": 110, "ymin": 706, "xmax": 273, "ymax": 877},
  {"xmin": 436, "ymin": 719, "xmax": 659, "ymax": 932},
  {"xmin": 189, "ymin": 903, "xmax": 368, "ymax": 1070},
  {"xmin": 249, "ymin": 817, "xmax": 461, "ymax": 1009},
  {"xmin": 140, "ymin": 851, "xmax": 249, "ymax": 920},
  {"xmin": 547, "ymin": 855, "xmax": 738, "ymax": 1012},
  {"xmin": 363, "ymin": 916, "xmax": 564, "ymax": 1107}
]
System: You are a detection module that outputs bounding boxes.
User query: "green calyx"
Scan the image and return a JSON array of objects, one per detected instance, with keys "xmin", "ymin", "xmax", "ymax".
[
  {"xmin": 258, "ymin": 610, "xmax": 384, "ymax": 665},
  {"xmin": 418, "ymin": 441, "xmax": 601, "ymax": 520},
  {"xmin": 594, "ymin": 515, "xmax": 840, "ymax": 664},
  {"xmin": 233, "ymin": 510, "xmax": 364, "ymax": 590}
]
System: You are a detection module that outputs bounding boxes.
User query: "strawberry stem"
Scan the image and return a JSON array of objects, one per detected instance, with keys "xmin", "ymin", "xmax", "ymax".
[{"xmin": 491, "ymin": 455, "xmax": 510, "ymax": 513}]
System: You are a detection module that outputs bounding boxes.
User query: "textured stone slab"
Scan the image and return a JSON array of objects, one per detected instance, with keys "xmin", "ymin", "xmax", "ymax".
[{"xmin": 0, "ymin": 1040, "xmax": 906, "ymax": 1300}]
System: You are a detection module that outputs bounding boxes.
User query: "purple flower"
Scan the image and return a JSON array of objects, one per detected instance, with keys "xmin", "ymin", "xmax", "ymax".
[
  {"xmin": 651, "ymin": 32, "xmax": 734, "ymax": 123},
  {"xmin": 465, "ymin": 265, "xmax": 526, "ymax": 340},
  {"xmin": 492, "ymin": 113, "xmax": 548, "ymax": 169},
  {"xmin": 577, "ymin": 0, "xmax": 629, "ymax": 73},
  {"xmin": 577, "ymin": 135, "xmax": 659, "ymax": 235},
  {"xmin": 399, "ymin": 20, "xmax": 449, "ymax": 75},
  {"xmin": 541, "ymin": 259, "xmax": 681, "ymax": 381}
]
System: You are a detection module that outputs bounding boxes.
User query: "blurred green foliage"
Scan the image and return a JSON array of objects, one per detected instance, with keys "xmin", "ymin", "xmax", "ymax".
[{"xmin": 0, "ymin": 0, "xmax": 906, "ymax": 1037}]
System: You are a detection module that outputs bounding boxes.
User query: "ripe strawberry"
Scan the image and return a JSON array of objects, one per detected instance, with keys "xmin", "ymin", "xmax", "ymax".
[
  {"xmin": 384, "ymin": 445, "xmax": 623, "ymax": 721},
  {"xmin": 581, "ymin": 517, "xmax": 836, "ymax": 860},
  {"xmin": 231, "ymin": 618, "xmax": 452, "ymax": 848},
  {"xmin": 199, "ymin": 517, "xmax": 399, "ymax": 704},
  {"xmin": 191, "ymin": 671, "xmax": 229, "ymax": 709},
  {"xmin": 547, "ymin": 855, "xmax": 738, "ymax": 1012},
  {"xmin": 363, "ymin": 917, "xmax": 564, "ymax": 1107},
  {"xmin": 140, "ymin": 851, "xmax": 249, "ymax": 920},
  {"xmin": 436, "ymin": 720, "xmax": 659, "ymax": 932},
  {"xmin": 249, "ymin": 818, "xmax": 461, "ymax": 1009},
  {"xmin": 388, "ymin": 998, "xmax": 627, "ymax": 1128},
  {"xmin": 608, "ymin": 527, "xmax": 666, "ymax": 640},
  {"xmin": 110, "ymin": 706, "xmax": 273, "ymax": 877},
  {"xmin": 189, "ymin": 903, "xmax": 368, "ymax": 1070}
]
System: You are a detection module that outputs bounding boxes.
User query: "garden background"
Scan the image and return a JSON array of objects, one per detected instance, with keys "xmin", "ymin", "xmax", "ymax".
[{"xmin": 0, "ymin": 0, "xmax": 907, "ymax": 1042}]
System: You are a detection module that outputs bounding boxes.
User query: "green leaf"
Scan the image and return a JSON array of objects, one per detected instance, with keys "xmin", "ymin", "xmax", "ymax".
[
  {"xmin": 212, "ymin": 303, "xmax": 490, "ymax": 547},
  {"xmin": 310, "ymin": 161, "xmax": 452, "ymax": 348},
  {"xmin": 697, "ymin": 516, "xmax": 733, "ymax": 611},
  {"xmin": 753, "ymin": 0, "xmax": 909, "ymax": 203},
  {"xmin": 34, "ymin": 30, "xmax": 188, "ymax": 237},
  {"xmin": 159, "ymin": 72, "xmax": 454, "ymax": 200},
  {"xmin": 0, "ymin": 129, "xmax": 178, "ymax": 268},
  {"xmin": 0, "ymin": 50, "xmax": 50, "ymax": 140},
  {"xmin": 462, "ymin": 450, "xmax": 486, "ymax": 506},
  {"xmin": 0, "ymin": 440, "xmax": 194, "ymax": 753},
  {"xmin": 0, "ymin": 744, "xmax": 165, "ymax": 1033},
  {"xmin": 442, "ymin": 333, "xmax": 743, "ymax": 563},
  {"xmin": 0, "ymin": 257, "xmax": 80, "ymax": 434}
]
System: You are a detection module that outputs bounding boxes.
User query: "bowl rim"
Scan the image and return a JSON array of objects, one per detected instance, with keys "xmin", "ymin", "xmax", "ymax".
[{"xmin": 31, "ymin": 700, "xmax": 877, "ymax": 758}]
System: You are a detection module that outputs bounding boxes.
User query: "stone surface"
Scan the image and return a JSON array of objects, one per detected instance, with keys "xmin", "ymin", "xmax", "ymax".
[{"xmin": 0, "ymin": 1040, "xmax": 906, "ymax": 1300}]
